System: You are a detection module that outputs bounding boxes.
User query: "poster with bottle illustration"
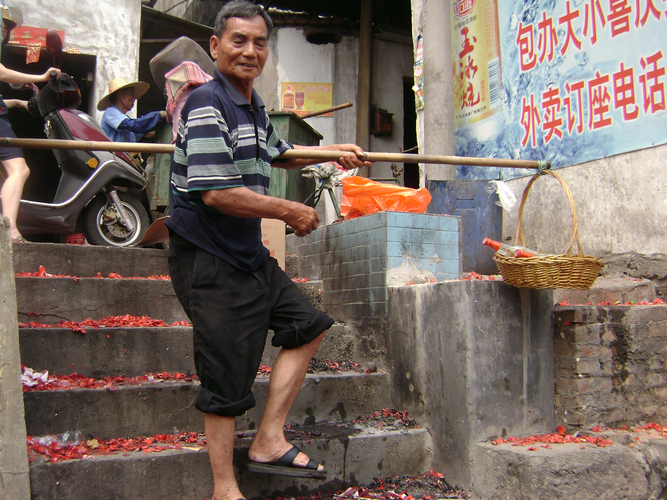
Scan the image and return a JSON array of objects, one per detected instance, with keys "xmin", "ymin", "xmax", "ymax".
[
  {"xmin": 280, "ymin": 82, "xmax": 334, "ymax": 117},
  {"xmin": 452, "ymin": 0, "xmax": 666, "ymax": 180}
]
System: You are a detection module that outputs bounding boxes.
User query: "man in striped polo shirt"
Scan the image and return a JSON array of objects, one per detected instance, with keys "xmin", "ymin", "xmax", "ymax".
[{"xmin": 166, "ymin": 2, "xmax": 370, "ymax": 498}]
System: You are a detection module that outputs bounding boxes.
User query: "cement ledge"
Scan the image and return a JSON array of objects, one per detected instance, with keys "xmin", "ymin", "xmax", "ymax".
[{"xmin": 471, "ymin": 438, "xmax": 667, "ymax": 500}]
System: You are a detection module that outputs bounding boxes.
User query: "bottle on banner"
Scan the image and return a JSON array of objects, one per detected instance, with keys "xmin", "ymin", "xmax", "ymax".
[
  {"xmin": 451, "ymin": 0, "xmax": 505, "ymax": 141},
  {"xmin": 283, "ymin": 85, "xmax": 294, "ymax": 110}
]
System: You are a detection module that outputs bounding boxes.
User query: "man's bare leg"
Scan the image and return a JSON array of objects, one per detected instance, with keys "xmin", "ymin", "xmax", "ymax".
[
  {"xmin": 205, "ymin": 413, "xmax": 245, "ymax": 500},
  {"xmin": 248, "ymin": 331, "xmax": 325, "ymax": 470}
]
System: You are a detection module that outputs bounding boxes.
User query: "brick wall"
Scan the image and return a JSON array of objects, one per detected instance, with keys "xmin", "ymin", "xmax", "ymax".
[{"xmin": 554, "ymin": 305, "xmax": 667, "ymax": 428}]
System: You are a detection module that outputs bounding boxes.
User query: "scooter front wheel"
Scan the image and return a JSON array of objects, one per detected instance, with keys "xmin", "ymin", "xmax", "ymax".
[{"xmin": 82, "ymin": 192, "xmax": 150, "ymax": 247}]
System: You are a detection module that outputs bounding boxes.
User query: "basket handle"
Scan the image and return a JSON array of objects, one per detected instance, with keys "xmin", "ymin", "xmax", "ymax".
[{"xmin": 514, "ymin": 170, "xmax": 584, "ymax": 257}]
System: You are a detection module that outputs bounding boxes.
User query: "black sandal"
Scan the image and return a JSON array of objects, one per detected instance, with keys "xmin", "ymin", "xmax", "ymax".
[{"xmin": 246, "ymin": 445, "xmax": 326, "ymax": 479}]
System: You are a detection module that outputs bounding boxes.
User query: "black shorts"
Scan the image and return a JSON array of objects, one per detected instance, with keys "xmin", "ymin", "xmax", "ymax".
[
  {"xmin": 0, "ymin": 108, "xmax": 23, "ymax": 161},
  {"xmin": 168, "ymin": 231, "xmax": 334, "ymax": 417}
]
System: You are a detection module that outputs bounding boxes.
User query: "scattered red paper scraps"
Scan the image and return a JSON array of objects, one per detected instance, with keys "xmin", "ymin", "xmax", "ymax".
[
  {"xmin": 638, "ymin": 423, "xmax": 667, "ymax": 434},
  {"xmin": 591, "ymin": 423, "xmax": 667, "ymax": 438},
  {"xmin": 352, "ymin": 408, "xmax": 420, "ymax": 430},
  {"xmin": 286, "ymin": 469, "xmax": 470, "ymax": 500},
  {"xmin": 491, "ymin": 424, "xmax": 613, "ymax": 448},
  {"xmin": 21, "ymin": 365, "xmax": 198, "ymax": 392},
  {"xmin": 308, "ymin": 358, "xmax": 368, "ymax": 374},
  {"xmin": 95, "ymin": 272, "xmax": 171, "ymax": 280},
  {"xmin": 460, "ymin": 272, "xmax": 503, "ymax": 281},
  {"xmin": 15, "ymin": 265, "xmax": 169, "ymax": 280},
  {"xmin": 556, "ymin": 298, "xmax": 664, "ymax": 307},
  {"xmin": 27, "ymin": 431, "xmax": 205, "ymax": 463},
  {"xmin": 19, "ymin": 314, "xmax": 191, "ymax": 332},
  {"xmin": 291, "ymin": 277, "xmax": 308, "ymax": 282}
]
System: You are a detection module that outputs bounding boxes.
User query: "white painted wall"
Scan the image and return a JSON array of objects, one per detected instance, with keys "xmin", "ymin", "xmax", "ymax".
[
  {"xmin": 17, "ymin": 0, "xmax": 142, "ymax": 121},
  {"xmin": 254, "ymin": 26, "xmax": 413, "ymax": 168},
  {"xmin": 270, "ymin": 28, "xmax": 337, "ymax": 145}
]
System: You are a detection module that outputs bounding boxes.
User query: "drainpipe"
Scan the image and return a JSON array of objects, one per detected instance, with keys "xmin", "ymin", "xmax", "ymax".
[{"xmin": 356, "ymin": 0, "xmax": 372, "ymax": 158}]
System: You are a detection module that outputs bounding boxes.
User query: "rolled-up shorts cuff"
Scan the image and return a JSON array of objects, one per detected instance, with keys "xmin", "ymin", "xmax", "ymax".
[
  {"xmin": 272, "ymin": 311, "xmax": 334, "ymax": 349},
  {"xmin": 195, "ymin": 385, "xmax": 256, "ymax": 417}
]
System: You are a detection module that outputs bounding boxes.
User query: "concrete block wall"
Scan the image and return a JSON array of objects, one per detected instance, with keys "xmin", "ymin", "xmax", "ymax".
[
  {"xmin": 554, "ymin": 305, "xmax": 667, "ymax": 428},
  {"xmin": 387, "ymin": 282, "xmax": 555, "ymax": 489},
  {"xmin": 286, "ymin": 212, "xmax": 461, "ymax": 320}
]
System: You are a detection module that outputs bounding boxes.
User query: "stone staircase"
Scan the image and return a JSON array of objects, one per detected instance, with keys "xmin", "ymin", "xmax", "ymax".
[{"xmin": 13, "ymin": 243, "xmax": 431, "ymax": 500}]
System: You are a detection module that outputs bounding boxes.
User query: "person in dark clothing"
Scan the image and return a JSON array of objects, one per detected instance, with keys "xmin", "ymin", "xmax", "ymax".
[{"xmin": 166, "ymin": 2, "xmax": 371, "ymax": 498}]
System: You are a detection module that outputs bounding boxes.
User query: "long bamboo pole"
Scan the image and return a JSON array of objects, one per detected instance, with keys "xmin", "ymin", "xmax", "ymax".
[
  {"xmin": 0, "ymin": 137, "xmax": 550, "ymax": 169},
  {"xmin": 301, "ymin": 102, "xmax": 353, "ymax": 119}
]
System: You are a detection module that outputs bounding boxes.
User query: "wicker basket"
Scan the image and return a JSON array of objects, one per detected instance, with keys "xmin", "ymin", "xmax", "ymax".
[{"xmin": 493, "ymin": 170, "xmax": 604, "ymax": 289}]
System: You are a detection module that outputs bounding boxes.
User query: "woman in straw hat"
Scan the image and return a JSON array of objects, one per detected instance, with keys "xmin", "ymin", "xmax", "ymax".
[
  {"xmin": 0, "ymin": 2, "xmax": 60, "ymax": 242},
  {"xmin": 98, "ymin": 77, "xmax": 166, "ymax": 143}
]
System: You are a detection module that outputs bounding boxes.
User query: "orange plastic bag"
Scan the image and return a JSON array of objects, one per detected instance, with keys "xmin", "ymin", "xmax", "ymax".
[{"xmin": 340, "ymin": 176, "xmax": 432, "ymax": 220}]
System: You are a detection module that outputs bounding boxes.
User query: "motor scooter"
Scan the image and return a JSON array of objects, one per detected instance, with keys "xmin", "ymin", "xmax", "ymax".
[{"xmin": 2, "ymin": 30, "xmax": 151, "ymax": 246}]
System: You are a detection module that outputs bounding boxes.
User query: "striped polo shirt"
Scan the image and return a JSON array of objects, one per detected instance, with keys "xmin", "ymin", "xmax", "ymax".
[{"xmin": 166, "ymin": 69, "xmax": 292, "ymax": 271}]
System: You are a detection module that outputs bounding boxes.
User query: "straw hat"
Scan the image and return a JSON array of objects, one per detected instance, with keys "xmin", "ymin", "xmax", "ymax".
[{"xmin": 97, "ymin": 77, "xmax": 150, "ymax": 111}]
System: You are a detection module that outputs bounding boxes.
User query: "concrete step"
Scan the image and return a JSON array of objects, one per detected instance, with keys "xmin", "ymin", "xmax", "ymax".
[
  {"xmin": 553, "ymin": 273, "xmax": 656, "ymax": 305},
  {"xmin": 12, "ymin": 242, "xmax": 170, "ymax": 277},
  {"xmin": 15, "ymin": 275, "xmax": 325, "ymax": 325},
  {"xmin": 20, "ymin": 326, "xmax": 196, "ymax": 377},
  {"xmin": 28, "ymin": 424, "xmax": 433, "ymax": 500},
  {"xmin": 472, "ymin": 436, "xmax": 667, "ymax": 500},
  {"xmin": 24, "ymin": 372, "xmax": 393, "ymax": 438},
  {"xmin": 15, "ymin": 276, "xmax": 187, "ymax": 324},
  {"xmin": 20, "ymin": 322, "xmax": 376, "ymax": 376}
]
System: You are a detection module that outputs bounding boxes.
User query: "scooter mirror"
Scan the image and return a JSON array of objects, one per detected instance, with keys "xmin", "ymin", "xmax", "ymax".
[{"xmin": 45, "ymin": 30, "xmax": 63, "ymax": 69}]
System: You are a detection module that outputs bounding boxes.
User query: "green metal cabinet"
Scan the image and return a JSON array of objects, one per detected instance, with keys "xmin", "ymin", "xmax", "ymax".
[
  {"xmin": 148, "ymin": 123, "xmax": 173, "ymax": 216},
  {"xmin": 268, "ymin": 111, "xmax": 323, "ymax": 206}
]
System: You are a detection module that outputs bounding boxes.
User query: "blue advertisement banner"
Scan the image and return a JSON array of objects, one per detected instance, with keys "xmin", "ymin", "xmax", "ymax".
[{"xmin": 454, "ymin": 0, "xmax": 666, "ymax": 180}]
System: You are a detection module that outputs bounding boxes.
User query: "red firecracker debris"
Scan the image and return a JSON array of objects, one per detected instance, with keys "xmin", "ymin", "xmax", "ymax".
[
  {"xmin": 22, "ymin": 366, "xmax": 198, "ymax": 392},
  {"xmin": 459, "ymin": 272, "xmax": 503, "ymax": 282},
  {"xmin": 15, "ymin": 266, "xmax": 170, "ymax": 281},
  {"xmin": 268, "ymin": 469, "xmax": 469, "ymax": 500},
  {"xmin": 352, "ymin": 408, "xmax": 420, "ymax": 429},
  {"xmin": 557, "ymin": 298, "xmax": 664, "ymax": 307},
  {"xmin": 27, "ymin": 431, "xmax": 205, "ymax": 463},
  {"xmin": 491, "ymin": 425, "xmax": 613, "ymax": 448},
  {"xmin": 19, "ymin": 315, "xmax": 191, "ymax": 332}
]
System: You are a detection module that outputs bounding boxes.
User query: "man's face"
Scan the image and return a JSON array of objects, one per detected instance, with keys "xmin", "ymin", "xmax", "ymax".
[
  {"xmin": 117, "ymin": 88, "xmax": 136, "ymax": 111},
  {"xmin": 211, "ymin": 15, "xmax": 269, "ymax": 89}
]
